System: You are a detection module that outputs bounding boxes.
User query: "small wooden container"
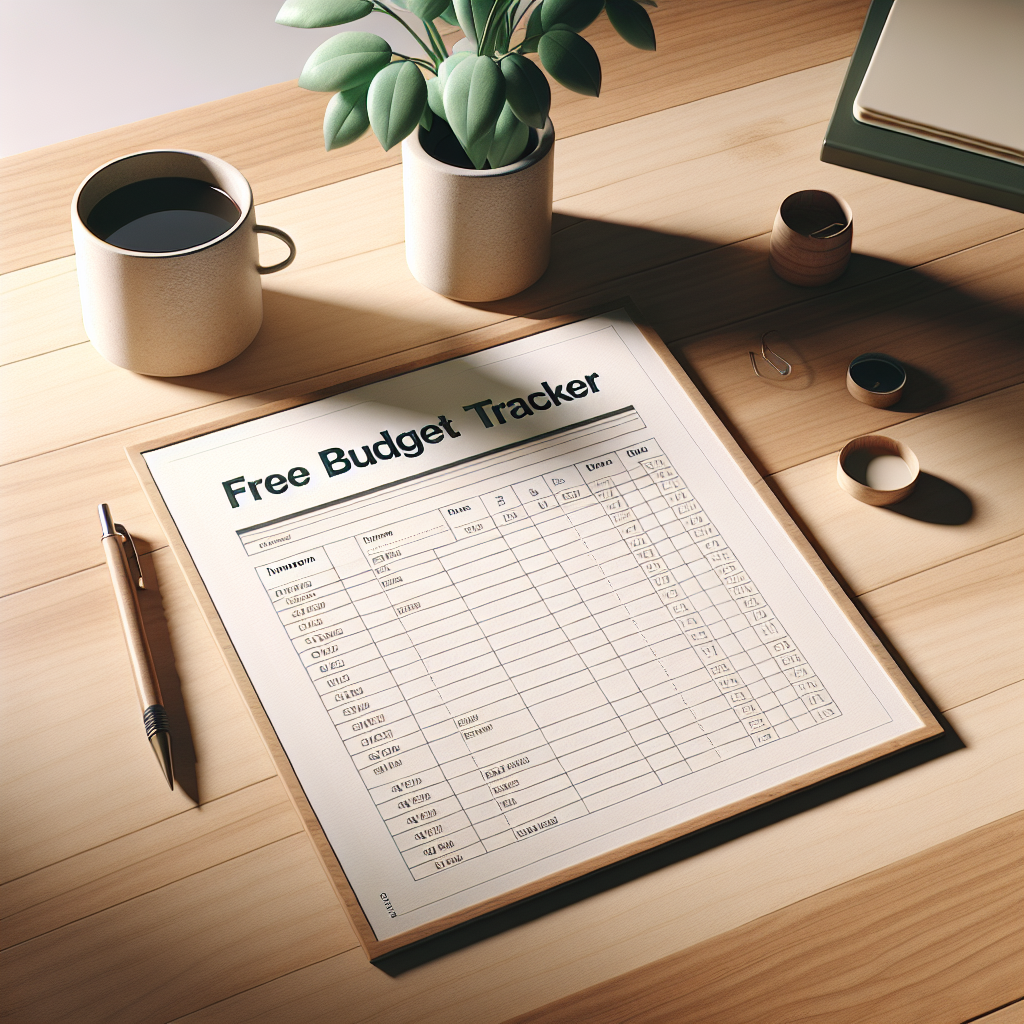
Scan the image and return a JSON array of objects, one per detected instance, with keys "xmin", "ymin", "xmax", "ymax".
[
  {"xmin": 769, "ymin": 190, "xmax": 852, "ymax": 287},
  {"xmin": 837, "ymin": 434, "xmax": 919, "ymax": 506},
  {"xmin": 847, "ymin": 353, "xmax": 906, "ymax": 408}
]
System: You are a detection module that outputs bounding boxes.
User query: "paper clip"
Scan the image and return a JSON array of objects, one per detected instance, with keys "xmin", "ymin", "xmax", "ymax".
[
  {"xmin": 749, "ymin": 332, "xmax": 792, "ymax": 378},
  {"xmin": 809, "ymin": 220, "xmax": 848, "ymax": 239}
]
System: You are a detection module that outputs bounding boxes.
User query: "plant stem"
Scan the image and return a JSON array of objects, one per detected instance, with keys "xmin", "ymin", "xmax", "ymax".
[
  {"xmin": 371, "ymin": 2, "xmax": 437, "ymax": 66},
  {"xmin": 510, "ymin": 0, "xmax": 537, "ymax": 35},
  {"xmin": 423, "ymin": 17, "xmax": 449, "ymax": 64},
  {"xmin": 510, "ymin": 33, "xmax": 541, "ymax": 53},
  {"xmin": 479, "ymin": 0, "xmax": 519, "ymax": 56},
  {"xmin": 393, "ymin": 53, "xmax": 436, "ymax": 71}
]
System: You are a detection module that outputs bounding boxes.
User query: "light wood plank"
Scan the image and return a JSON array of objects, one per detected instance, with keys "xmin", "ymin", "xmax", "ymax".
[
  {"xmin": 0, "ymin": 258, "xmax": 85, "ymax": 365},
  {"xmin": 773, "ymin": 385, "xmax": 1024, "ymax": 594},
  {"xmin": 0, "ymin": 777, "xmax": 299, "ymax": 950},
  {"xmin": 10, "ymin": 682, "xmax": 1015, "ymax": 1024},
  {"xmin": 861, "ymin": 536, "xmax": 1024, "ymax": 712},
  {"xmin": 973, "ymin": 1002, "xmax": 1024, "ymax": 1024},
  {"xmin": 543, "ymin": 131, "xmax": 1022, "ymax": 310},
  {"xmin": 503, "ymin": 812, "xmax": 1024, "ymax": 1024},
  {"xmin": 0, "ymin": 0, "xmax": 872, "ymax": 275},
  {"xmin": 0, "ymin": 833, "xmax": 353, "ymax": 1024},
  {"xmin": 0, "ymin": 548, "xmax": 275, "ymax": 882}
]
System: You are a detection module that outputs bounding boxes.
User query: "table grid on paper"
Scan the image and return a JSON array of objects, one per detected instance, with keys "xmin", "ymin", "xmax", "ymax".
[{"xmin": 258, "ymin": 439, "xmax": 840, "ymax": 879}]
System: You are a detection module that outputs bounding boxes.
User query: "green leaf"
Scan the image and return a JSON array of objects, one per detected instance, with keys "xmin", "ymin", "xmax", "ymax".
[
  {"xmin": 298, "ymin": 32, "xmax": 392, "ymax": 91},
  {"xmin": 276, "ymin": 0, "xmax": 373, "ymax": 27},
  {"xmin": 438, "ymin": 2, "xmax": 460, "ymax": 24},
  {"xmin": 487, "ymin": 104, "xmax": 530, "ymax": 167},
  {"xmin": 604, "ymin": 0, "xmax": 655, "ymax": 50},
  {"xmin": 452, "ymin": 0, "xmax": 494, "ymax": 44},
  {"xmin": 368, "ymin": 61, "xmax": 428, "ymax": 150},
  {"xmin": 443, "ymin": 55, "xmax": 506, "ymax": 168},
  {"xmin": 520, "ymin": 4, "xmax": 544, "ymax": 52},
  {"xmin": 538, "ymin": 26, "xmax": 600, "ymax": 96},
  {"xmin": 500, "ymin": 53, "xmax": 550, "ymax": 129},
  {"xmin": 430, "ymin": 56, "xmax": 469, "ymax": 122},
  {"xmin": 420, "ymin": 103, "xmax": 434, "ymax": 131},
  {"xmin": 323, "ymin": 87, "xmax": 371, "ymax": 149},
  {"xmin": 540, "ymin": 0, "xmax": 604, "ymax": 32},
  {"xmin": 426, "ymin": 75, "xmax": 446, "ymax": 119},
  {"xmin": 437, "ymin": 51, "xmax": 473, "ymax": 91},
  {"xmin": 401, "ymin": 0, "xmax": 452, "ymax": 20}
]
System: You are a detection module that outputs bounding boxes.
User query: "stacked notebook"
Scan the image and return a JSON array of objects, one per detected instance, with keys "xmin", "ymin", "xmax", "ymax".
[{"xmin": 854, "ymin": 0, "xmax": 1024, "ymax": 166}]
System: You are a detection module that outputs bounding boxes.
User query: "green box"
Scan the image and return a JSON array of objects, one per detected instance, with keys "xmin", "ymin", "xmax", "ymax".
[{"xmin": 821, "ymin": 0, "xmax": 1024, "ymax": 213}]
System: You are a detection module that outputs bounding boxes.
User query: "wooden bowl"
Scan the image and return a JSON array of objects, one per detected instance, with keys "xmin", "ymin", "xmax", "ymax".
[
  {"xmin": 769, "ymin": 190, "xmax": 853, "ymax": 287},
  {"xmin": 837, "ymin": 434, "xmax": 919, "ymax": 506}
]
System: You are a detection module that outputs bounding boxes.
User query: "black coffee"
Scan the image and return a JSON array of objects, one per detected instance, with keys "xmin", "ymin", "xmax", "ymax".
[
  {"xmin": 86, "ymin": 177, "xmax": 240, "ymax": 252},
  {"xmin": 849, "ymin": 357, "xmax": 905, "ymax": 393}
]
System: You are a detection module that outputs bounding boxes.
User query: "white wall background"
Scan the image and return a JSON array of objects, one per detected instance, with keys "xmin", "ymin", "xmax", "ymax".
[{"xmin": 0, "ymin": 0, "xmax": 424, "ymax": 158}]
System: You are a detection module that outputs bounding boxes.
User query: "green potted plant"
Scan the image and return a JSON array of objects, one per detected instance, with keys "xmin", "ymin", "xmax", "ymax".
[{"xmin": 278, "ymin": 0, "xmax": 657, "ymax": 300}]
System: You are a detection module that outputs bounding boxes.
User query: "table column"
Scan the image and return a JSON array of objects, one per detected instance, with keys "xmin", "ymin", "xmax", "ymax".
[
  {"xmin": 627, "ymin": 445, "xmax": 841, "ymax": 763},
  {"xmin": 321, "ymin": 536, "xmax": 487, "ymax": 879},
  {"xmin": 262, "ymin": 547, "xmax": 400, "ymax": 768},
  {"xmin": 561, "ymin": 456, "xmax": 692, "ymax": 787},
  {"xmin": 612, "ymin": 447, "xmax": 752, "ymax": 771},
  {"xmin": 509, "ymin": 470, "xmax": 664, "ymax": 811},
  {"xmin": 657, "ymin": 459, "xmax": 843, "ymax": 736},
  {"xmin": 437, "ymin": 495, "xmax": 589, "ymax": 846}
]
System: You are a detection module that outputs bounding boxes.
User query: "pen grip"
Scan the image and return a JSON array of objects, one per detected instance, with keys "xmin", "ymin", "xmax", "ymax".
[{"xmin": 102, "ymin": 534, "xmax": 163, "ymax": 711}]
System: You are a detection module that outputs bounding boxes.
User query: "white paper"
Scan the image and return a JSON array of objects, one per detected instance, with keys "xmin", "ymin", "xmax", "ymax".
[{"xmin": 144, "ymin": 312, "xmax": 926, "ymax": 940}]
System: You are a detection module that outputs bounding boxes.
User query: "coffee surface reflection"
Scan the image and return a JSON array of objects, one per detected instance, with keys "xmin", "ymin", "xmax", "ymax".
[{"xmin": 86, "ymin": 177, "xmax": 240, "ymax": 252}]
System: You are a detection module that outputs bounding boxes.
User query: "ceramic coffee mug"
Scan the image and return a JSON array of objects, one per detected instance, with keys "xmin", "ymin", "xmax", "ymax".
[{"xmin": 72, "ymin": 150, "xmax": 295, "ymax": 376}]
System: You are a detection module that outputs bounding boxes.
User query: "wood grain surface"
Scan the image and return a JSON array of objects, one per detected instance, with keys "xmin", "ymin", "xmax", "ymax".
[
  {"xmin": 1, "ymin": 0, "xmax": 1022, "ymax": 1020},
  {"xmin": 504, "ymin": 812, "xmax": 1024, "ymax": 1024}
]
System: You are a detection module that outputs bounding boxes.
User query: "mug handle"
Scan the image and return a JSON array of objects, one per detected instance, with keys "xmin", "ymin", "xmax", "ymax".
[{"xmin": 254, "ymin": 225, "xmax": 297, "ymax": 274}]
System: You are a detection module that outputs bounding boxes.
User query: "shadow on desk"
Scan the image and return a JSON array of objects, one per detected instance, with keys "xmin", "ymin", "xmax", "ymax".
[
  {"xmin": 886, "ymin": 472, "xmax": 974, "ymax": 525},
  {"xmin": 147, "ymin": 215, "xmax": 1022, "ymax": 415}
]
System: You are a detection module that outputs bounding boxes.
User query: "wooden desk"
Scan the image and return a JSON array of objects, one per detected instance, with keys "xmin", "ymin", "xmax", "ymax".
[{"xmin": 2, "ymin": 2, "xmax": 1021, "ymax": 1021}]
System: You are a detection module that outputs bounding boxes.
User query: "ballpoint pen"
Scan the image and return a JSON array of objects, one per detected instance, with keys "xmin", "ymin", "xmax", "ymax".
[{"xmin": 98, "ymin": 503, "xmax": 174, "ymax": 789}]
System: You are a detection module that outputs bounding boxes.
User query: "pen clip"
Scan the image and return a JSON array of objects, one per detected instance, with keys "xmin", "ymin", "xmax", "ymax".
[{"xmin": 115, "ymin": 524, "xmax": 146, "ymax": 590}]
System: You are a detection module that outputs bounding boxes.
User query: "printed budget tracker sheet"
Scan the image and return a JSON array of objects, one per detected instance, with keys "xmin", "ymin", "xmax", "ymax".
[{"xmin": 138, "ymin": 310, "xmax": 936, "ymax": 952}]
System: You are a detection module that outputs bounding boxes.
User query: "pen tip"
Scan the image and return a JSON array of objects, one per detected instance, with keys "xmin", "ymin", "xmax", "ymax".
[{"xmin": 150, "ymin": 730, "xmax": 174, "ymax": 790}]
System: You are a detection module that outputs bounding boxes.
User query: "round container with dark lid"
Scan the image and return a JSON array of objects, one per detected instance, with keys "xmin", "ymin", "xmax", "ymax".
[{"xmin": 847, "ymin": 353, "xmax": 907, "ymax": 408}]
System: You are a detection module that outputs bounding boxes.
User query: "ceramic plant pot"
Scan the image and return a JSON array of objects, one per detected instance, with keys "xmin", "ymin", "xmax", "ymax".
[{"xmin": 402, "ymin": 119, "xmax": 555, "ymax": 302}]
